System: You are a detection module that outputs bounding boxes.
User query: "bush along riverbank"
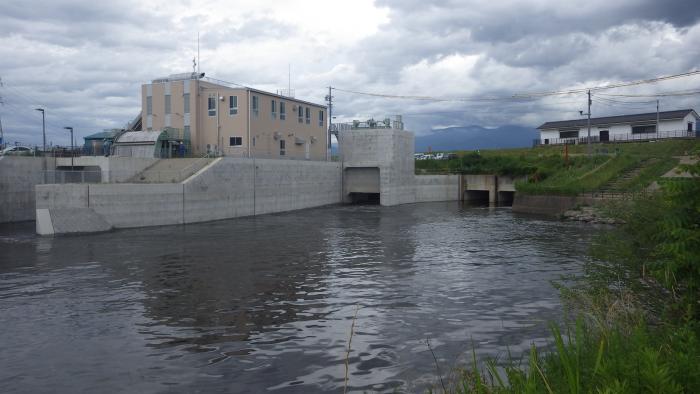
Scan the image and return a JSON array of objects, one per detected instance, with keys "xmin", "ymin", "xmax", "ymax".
[{"xmin": 436, "ymin": 157, "xmax": 700, "ymax": 393}]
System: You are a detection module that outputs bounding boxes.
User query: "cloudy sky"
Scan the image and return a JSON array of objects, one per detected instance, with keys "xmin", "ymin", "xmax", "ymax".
[{"xmin": 1, "ymin": 0, "xmax": 700, "ymax": 146}]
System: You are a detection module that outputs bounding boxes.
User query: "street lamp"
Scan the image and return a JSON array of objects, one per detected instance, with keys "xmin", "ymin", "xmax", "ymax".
[
  {"xmin": 35, "ymin": 108, "xmax": 47, "ymax": 183},
  {"xmin": 34, "ymin": 108, "xmax": 46, "ymax": 155},
  {"xmin": 64, "ymin": 126, "xmax": 74, "ymax": 171}
]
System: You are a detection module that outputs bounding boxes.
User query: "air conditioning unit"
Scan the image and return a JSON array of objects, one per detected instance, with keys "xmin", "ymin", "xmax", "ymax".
[
  {"xmin": 273, "ymin": 132, "xmax": 280, "ymax": 140},
  {"xmin": 292, "ymin": 105, "xmax": 297, "ymax": 111}
]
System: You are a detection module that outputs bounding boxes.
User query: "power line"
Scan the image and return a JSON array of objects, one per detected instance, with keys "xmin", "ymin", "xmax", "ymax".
[
  {"xmin": 332, "ymin": 69, "xmax": 700, "ymax": 102},
  {"xmin": 513, "ymin": 69, "xmax": 700, "ymax": 98},
  {"xmin": 595, "ymin": 89, "xmax": 700, "ymax": 98}
]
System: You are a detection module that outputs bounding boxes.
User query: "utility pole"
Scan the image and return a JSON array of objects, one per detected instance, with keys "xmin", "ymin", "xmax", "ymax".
[
  {"xmin": 656, "ymin": 99, "xmax": 660, "ymax": 135},
  {"xmin": 579, "ymin": 90, "xmax": 592, "ymax": 156},
  {"xmin": 0, "ymin": 77, "xmax": 4, "ymax": 149},
  {"xmin": 325, "ymin": 86, "xmax": 333, "ymax": 160},
  {"xmin": 587, "ymin": 90, "xmax": 592, "ymax": 156}
]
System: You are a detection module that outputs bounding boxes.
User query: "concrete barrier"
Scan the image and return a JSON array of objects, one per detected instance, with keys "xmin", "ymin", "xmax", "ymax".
[
  {"xmin": 512, "ymin": 194, "xmax": 598, "ymax": 217},
  {"xmin": 0, "ymin": 156, "xmax": 48, "ymax": 223},
  {"xmin": 414, "ymin": 175, "xmax": 461, "ymax": 202},
  {"xmin": 38, "ymin": 157, "xmax": 343, "ymax": 234}
]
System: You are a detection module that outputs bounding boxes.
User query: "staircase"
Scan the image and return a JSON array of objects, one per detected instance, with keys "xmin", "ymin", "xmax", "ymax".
[
  {"xmin": 597, "ymin": 159, "xmax": 654, "ymax": 194},
  {"xmin": 129, "ymin": 157, "xmax": 216, "ymax": 183}
]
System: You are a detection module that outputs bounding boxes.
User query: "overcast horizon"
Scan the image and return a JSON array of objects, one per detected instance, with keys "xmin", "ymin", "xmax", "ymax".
[{"xmin": 1, "ymin": 0, "xmax": 700, "ymax": 146}]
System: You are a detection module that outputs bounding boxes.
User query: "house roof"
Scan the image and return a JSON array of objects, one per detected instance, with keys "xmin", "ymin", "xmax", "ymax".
[{"xmin": 537, "ymin": 109, "xmax": 698, "ymax": 130}]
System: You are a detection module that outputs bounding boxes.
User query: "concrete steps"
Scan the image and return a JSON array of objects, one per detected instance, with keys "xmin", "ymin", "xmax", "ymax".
[
  {"xmin": 129, "ymin": 158, "xmax": 216, "ymax": 183},
  {"xmin": 598, "ymin": 159, "xmax": 653, "ymax": 192}
]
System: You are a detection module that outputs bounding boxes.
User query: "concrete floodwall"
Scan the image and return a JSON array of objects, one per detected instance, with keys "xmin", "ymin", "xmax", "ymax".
[
  {"xmin": 37, "ymin": 157, "xmax": 342, "ymax": 234},
  {"xmin": 0, "ymin": 156, "xmax": 50, "ymax": 223},
  {"xmin": 512, "ymin": 194, "xmax": 599, "ymax": 217},
  {"xmin": 414, "ymin": 175, "xmax": 461, "ymax": 202},
  {"xmin": 56, "ymin": 156, "xmax": 158, "ymax": 182},
  {"xmin": 253, "ymin": 159, "xmax": 342, "ymax": 215}
]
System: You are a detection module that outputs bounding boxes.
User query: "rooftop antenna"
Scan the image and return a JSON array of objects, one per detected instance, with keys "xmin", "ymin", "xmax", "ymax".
[
  {"xmin": 197, "ymin": 31, "xmax": 200, "ymax": 74},
  {"xmin": 288, "ymin": 63, "xmax": 291, "ymax": 94},
  {"xmin": 192, "ymin": 56, "xmax": 196, "ymax": 73}
]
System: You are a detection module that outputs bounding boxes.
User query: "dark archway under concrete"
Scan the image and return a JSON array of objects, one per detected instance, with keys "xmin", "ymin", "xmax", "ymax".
[
  {"xmin": 464, "ymin": 190, "xmax": 490, "ymax": 204},
  {"xmin": 497, "ymin": 191, "xmax": 515, "ymax": 206},
  {"xmin": 348, "ymin": 192, "xmax": 380, "ymax": 205}
]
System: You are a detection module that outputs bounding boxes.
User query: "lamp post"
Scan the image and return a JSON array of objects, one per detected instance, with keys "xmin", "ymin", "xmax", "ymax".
[
  {"xmin": 35, "ymin": 108, "xmax": 46, "ymax": 182},
  {"xmin": 34, "ymin": 108, "xmax": 46, "ymax": 155},
  {"xmin": 63, "ymin": 126, "xmax": 74, "ymax": 171}
]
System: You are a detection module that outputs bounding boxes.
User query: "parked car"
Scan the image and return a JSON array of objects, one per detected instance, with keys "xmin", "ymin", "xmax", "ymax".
[
  {"xmin": 423, "ymin": 154, "xmax": 436, "ymax": 160},
  {"xmin": 0, "ymin": 146, "xmax": 34, "ymax": 156}
]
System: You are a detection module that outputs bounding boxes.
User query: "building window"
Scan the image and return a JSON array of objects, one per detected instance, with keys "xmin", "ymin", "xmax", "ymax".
[
  {"xmin": 146, "ymin": 96, "xmax": 153, "ymax": 115},
  {"xmin": 271, "ymin": 99, "xmax": 276, "ymax": 120},
  {"xmin": 631, "ymin": 125, "xmax": 656, "ymax": 134},
  {"xmin": 229, "ymin": 136, "xmax": 242, "ymax": 146},
  {"xmin": 183, "ymin": 93, "xmax": 190, "ymax": 114},
  {"xmin": 305, "ymin": 107, "xmax": 310, "ymax": 124},
  {"xmin": 252, "ymin": 95, "xmax": 259, "ymax": 117},
  {"xmin": 319, "ymin": 110, "xmax": 324, "ymax": 127},
  {"xmin": 229, "ymin": 96, "xmax": 238, "ymax": 115},
  {"xmin": 280, "ymin": 101, "xmax": 286, "ymax": 120},
  {"xmin": 165, "ymin": 94, "xmax": 171, "ymax": 115},
  {"xmin": 559, "ymin": 130, "xmax": 578, "ymax": 139},
  {"xmin": 280, "ymin": 139, "xmax": 286, "ymax": 156},
  {"xmin": 208, "ymin": 95, "xmax": 216, "ymax": 117},
  {"xmin": 298, "ymin": 105, "xmax": 303, "ymax": 123}
]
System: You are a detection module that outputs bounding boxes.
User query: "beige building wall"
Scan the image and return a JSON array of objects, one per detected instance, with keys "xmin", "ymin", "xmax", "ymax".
[{"xmin": 142, "ymin": 79, "xmax": 328, "ymax": 160}]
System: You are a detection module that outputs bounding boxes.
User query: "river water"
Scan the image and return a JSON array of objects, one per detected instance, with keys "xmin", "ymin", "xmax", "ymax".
[{"xmin": 0, "ymin": 202, "xmax": 594, "ymax": 393}]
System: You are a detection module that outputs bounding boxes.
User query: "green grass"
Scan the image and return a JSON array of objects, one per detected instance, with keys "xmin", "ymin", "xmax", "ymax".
[
  {"xmin": 448, "ymin": 319, "xmax": 700, "ymax": 394},
  {"xmin": 416, "ymin": 139, "xmax": 699, "ymax": 195},
  {"xmin": 437, "ymin": 157, "xmax": 700, "ymax": 393}
]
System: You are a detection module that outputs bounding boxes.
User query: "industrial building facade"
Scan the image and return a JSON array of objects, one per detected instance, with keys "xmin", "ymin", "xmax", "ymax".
[{"xmin": 141, "ymin": 73, "xmax": 328, "ymax": 160}]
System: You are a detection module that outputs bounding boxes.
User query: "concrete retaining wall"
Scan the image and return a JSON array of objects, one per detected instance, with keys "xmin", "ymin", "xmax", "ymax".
[
  {"xmin": 0, "ymin": 157, "xmax": 50, "ymax": 223},
  {"xmin": 414, "ymin": 175, "xmax": 461, "ymax": 202},
  {"xmin": 37, "ymin": 158, "xmax": 342, "ymax": 234},
  {"xmin": 512, "ymin": 194, "xmax": 599, "ymax": 217},
  {"xmin": 56, "ymin": 156, "xmax": 158, "ymax": 182}
]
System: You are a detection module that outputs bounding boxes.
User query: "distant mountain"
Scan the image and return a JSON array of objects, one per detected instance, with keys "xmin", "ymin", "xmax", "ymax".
[{"xmin": 414, "ymin": 125, "xmax": 538, "ymax": 152}]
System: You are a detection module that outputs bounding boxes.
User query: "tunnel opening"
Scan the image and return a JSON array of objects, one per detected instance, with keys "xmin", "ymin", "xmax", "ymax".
[
  {"xmin": 348, "ymin": 192, "xmax": 381, "ymax": 205},
  {"xmin": 463, "ymin": 190, "xmax": 490, "ymax": 205},
  {"xmin": 497, "ymin": 191, "xmax": 515, "ymax": 206}
]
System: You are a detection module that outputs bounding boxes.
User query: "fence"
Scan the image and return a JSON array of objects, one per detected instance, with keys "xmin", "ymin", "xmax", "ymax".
[{"xmin": 534, "ymin": 130, "xmax": 698, "ymax": 147}]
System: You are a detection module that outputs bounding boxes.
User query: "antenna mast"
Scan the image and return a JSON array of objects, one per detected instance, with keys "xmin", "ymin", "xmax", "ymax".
[{"xmin": 197, "ymin": 32, "xmax": 200, "ymax": 74}]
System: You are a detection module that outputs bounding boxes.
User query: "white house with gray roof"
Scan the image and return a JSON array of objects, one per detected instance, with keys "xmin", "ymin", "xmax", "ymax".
[{"xmin": 537, "ymin": 109, "xmax": 699, "ymax": 145}]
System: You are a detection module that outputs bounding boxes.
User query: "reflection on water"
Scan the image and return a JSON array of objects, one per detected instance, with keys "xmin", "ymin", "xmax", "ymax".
[{"xmin": 0, "ymin": 202, "xmax": 594, "ymax": 393}]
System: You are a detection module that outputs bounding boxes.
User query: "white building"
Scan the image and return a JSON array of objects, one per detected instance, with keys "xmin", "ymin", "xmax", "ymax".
[{"xmin": 537, "ymin": 109, "xmax": 699, "ymax": 145}]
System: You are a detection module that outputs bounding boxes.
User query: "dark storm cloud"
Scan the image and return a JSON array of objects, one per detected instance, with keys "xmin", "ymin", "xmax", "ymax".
[{"xmin": 1, "ymin": 0, "xmax": 699, "ymax": 145}]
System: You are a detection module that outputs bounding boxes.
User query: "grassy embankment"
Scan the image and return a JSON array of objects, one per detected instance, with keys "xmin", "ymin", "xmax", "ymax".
[
  {"xmin": 421, "ymin": 140, "xmax": 700, "ymax": 393},
  {"xmin": 416, "ymin": 139, "xmax": 698, "ymax": 195}
]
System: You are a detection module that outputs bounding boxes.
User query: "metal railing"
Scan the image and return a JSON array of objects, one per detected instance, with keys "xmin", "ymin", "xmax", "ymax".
[{"xmin": 534, "ymin": 130, "xmax": 698, "ymax": 146}]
